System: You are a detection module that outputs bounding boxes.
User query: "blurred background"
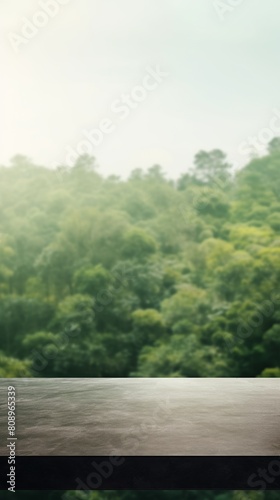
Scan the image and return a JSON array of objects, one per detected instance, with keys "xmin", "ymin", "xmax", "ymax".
[{"xmin": 1, "ymin": 0, "xmax": 280, "ymax": 497}]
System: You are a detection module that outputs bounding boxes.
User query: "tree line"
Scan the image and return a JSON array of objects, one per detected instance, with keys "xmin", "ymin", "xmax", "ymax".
[{"xmin": 0, "ymin": 140, "xmax": 280, "ymax": 378}]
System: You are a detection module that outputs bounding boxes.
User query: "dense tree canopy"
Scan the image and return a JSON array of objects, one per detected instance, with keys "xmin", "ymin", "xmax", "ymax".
[
  {"xmin": 0, "ymin": 144, "xmax": 280, "ymax": 379},
  {"xmin": 1, "ymin": 489, "xmax": 279, "ymax": 500}
]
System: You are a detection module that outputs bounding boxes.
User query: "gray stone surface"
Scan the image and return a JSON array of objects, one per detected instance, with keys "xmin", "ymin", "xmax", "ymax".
[{"xmin": 0, "ymin": 378, "xmax": 279, "ymax": 455}]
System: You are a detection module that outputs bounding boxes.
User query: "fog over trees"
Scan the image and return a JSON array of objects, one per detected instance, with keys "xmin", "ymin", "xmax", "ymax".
[{"xmin": 0, "ymin": 142, "xmax": 280, "ymax": 380}]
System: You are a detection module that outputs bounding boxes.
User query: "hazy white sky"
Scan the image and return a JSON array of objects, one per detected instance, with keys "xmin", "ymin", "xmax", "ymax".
[{"xmin": 1, "ymin": 0, "xmax": 280, "ymax": 177}]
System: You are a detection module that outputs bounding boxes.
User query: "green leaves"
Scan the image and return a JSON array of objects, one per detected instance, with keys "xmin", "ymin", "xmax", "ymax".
[
  {"xmin": 0, "ymin": 351, "xmax": 31, "ymax": 377},
  {"xmin": 121, "ymin": 228, "xmax": 157, "ymax": 260},
  {"xmin": 74, "ymin": 265, "xmax": 113, "ymax": 296},
  {"xmin": 161, "ymin": 285, "xmax": 209, "ymax": 330},
  {"xmin": 0, "ymin": 147, "xmax": 280, "ymax": 378}
]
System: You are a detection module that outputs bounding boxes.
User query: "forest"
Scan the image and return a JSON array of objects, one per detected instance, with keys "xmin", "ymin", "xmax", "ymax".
[
  {"xmin": 1, "ymin": 486, "xmax": 280, "ymax": 499},
  {"xmin": 1, "ymin": 142, "xmax": 280, "ymax": 499},
  {"xmin": 0, "ymin": 138, "xmax": 280, "ymax": 380}
]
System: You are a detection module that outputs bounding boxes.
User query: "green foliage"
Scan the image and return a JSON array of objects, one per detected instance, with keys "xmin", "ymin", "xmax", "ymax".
[
  {"xmin": 259, "ymin": 367, "xmax": 280, "ymax": 377},
  {"xmin": 60, "ymin": 491, "xmax": 278, "ymax": 500},
  {"xmin": 121, "ymin": 228, "xmax": 157, "ymax": 260},
  {"xmin": 161, "ymin": 285, "xmax": 209, "ymax": 332},
  {"xmin": 192, "ymin": 149, "xmax": 231, "ymax": 184},
  {"xmin": 132, "ymin": 308, "xmax": 166, "ymax": 346},
  {"xmin": 55, "ymin": 294, "xmax": 96, "ymax": 335},
  {"xmin": 74, "ymin": 265, "xmax": 112, "ymax": 296},
  {"xmin": 0, "ymin": 351, "xmax": 31, "ymax": 377},
  {"xmin": 1, "ymin": 490, "xmax": 279, "ymax": 500},
  {"xmin": 0, "ymin": 146, "xmax": 280, "ymax": 378}
]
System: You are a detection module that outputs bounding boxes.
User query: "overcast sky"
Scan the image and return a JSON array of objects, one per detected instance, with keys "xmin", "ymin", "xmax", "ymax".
[{"xmin": 1, "ymin": 0, "xmax": 280, "ymax": 178}]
